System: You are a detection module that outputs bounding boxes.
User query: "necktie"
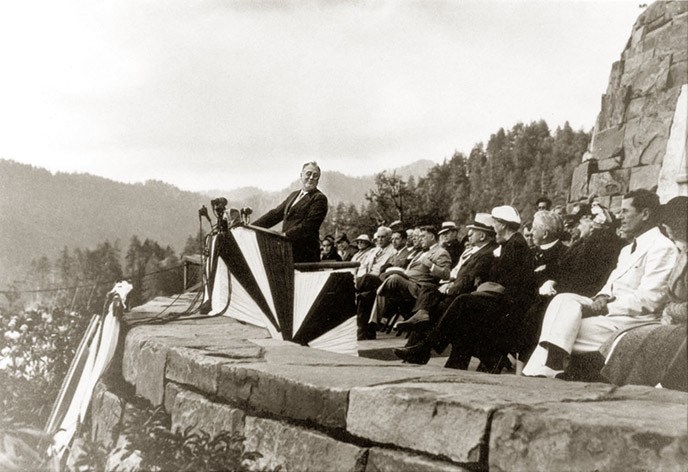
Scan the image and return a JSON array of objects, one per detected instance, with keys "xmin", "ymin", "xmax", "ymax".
[
  {"xmin": 289, "ymin": 191, "xmax": 306, "ymax": 211},
  {"xmin": 630, "ymin": 239, "xmax": 637, "ymax": 253}
]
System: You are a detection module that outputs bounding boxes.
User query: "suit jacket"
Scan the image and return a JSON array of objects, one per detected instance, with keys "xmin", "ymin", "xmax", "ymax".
[
  {"xmin": 444, "ymin": 239, "xmax": 465, "ymax": 267},
  {"xmin": 533, "ymin": 240, "xmax": 567, "ymax": 287},
  {"xmin": 253, "ymin": 188, "xmax": 328, "ymax": 263},
  {"xmin": 381, "ymin": 247, "xmax": 411, "ymax": 272},
  {"xmin": 447, "ymin": 241, "xmax": 499, "ymax": 296},
  {"xmin": 598, "ymin": 226, "xmax": 678, "ymax": 319},
  {"xmin": 404, "ymin": 244, "xmax": 452, "ymax": 286},
  {"xmin": 489, "ymin": 232, "xmax": 537, "ymax": 312},
  {"xmin": 554, "ymin": 227, "xmax": 624, "ymax": 297}
]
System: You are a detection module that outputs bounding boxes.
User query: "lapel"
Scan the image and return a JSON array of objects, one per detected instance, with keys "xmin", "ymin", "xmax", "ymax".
[
  {"xmin": 608, "ymin": 231, "xmax": 654, "ymax": 282},
  {"xmin": 467, "ymin": 242, "xmax": 496, "ymax": 265},
  {"xmin": 284, "ymin": 190, "xmax": 304, "ymax": 218}
]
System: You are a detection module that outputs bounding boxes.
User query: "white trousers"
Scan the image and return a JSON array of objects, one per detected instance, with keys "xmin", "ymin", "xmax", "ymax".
[{"xmin": 523, "ymin": 293, "xmax": 653, "ymax": 377}]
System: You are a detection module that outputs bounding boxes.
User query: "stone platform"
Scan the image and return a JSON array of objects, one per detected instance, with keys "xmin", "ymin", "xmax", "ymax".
[{"xmin": 88, "ymin": 295, "xmax": 688, "ymax": 472}]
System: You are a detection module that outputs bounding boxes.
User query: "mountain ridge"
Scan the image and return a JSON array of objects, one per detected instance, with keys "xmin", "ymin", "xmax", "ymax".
[{"xmin": 0, "ymin": 158, "xmax": 434, "ymax": 286}]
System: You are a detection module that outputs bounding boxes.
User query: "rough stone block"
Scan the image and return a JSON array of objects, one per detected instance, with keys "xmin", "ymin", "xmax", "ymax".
[
  {"xmin": 626, "ymin": 85, "xmax": 682, "ymax": 121},
  {"xmin": 90, "ymin": 382, "xmax": 124, "ymax": 449},
  {"xmin": 667, "ymin": 60, "xmax": 688, "ymax": 88},
  {"xmin": 630, "ymin": 165, "xmax": 662, "ymax": 191},
  {"xmin": 644, "ymin": 18, "xmax": 688, "ymax": 57},
  {"xmin": 164, "ymin": 382, "xmax": 182, "ymax": 414},
  {"xmin": 610, "ymin": 195, "xmax": 624, "ymax": 213},
  {"xmin": 606, "ymin": 60, "xmax": 625, "ymax": 94},
  {"xmin": 598, "ymin": 86, "xmax": 631, "ymax": 129},
  {"xmin": 165, "ymin": 344, "xmax": 262, "ymax": 396},
  {"xmin": 170, "ymin": 387, "xmax": 245, "ymax": 438},
  {"xmin": 597, "ymin": 156, "xmax": 624, "ymax": 171},
  {"xmin": 217, "ymin": 344, "xmax": 436, "ymax": 429},
  {"xmin": 622, "ymin": 49, "xmax": 655, "ymax": 82},
  {"xmin": 608, "ymin": 384, "xmax": 688, "ymax": 405},
  {"xmin": 366, "ymin": 448, "xmax": 471, "ymax": 472},
  {"xmin": 489, "ymin": 401, "xmax": 688, "ymax": 472},
  {"xmin": 592, "ymin": 126, "xmax": 624, "ymax": 160},
  {"xmin": 588, "ymin": 169, "xmax": 631, "ymax": 197},
  {"xmin": 243, "ymin": 416, "xmax": 367, "ymax": 472},
  {"xmin": 623, "ymin": 114, "xmax": 673, "ymax": 167},
  {"xmin": 133, "ymin": 339, "xmax": 169, "ymax": 406},
  {"xmin": 347, "ymin": 378, "xmax": 614, "ymax": 464},
  {"xmin": 628, "ymin": 55, "xmax": 671, "ymax": 98},
  {"xmin": 569, "ymin": 161, "xmax": 595, "ymax": 201}
]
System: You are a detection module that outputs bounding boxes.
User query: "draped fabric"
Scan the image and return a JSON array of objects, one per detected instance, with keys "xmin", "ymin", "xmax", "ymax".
[
  {"xmin": 202, "ymin": 225, "xmax": 357, "ymax": 354},
  {"xmin": 47, "ymin": 282, "xmax": 132, "ymax": 462}
]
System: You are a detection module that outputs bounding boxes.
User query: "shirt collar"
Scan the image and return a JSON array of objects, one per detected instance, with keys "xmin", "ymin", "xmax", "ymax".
[{"xmin": 539, "ymin": 239, "xmax": 560, "ymax": 250}]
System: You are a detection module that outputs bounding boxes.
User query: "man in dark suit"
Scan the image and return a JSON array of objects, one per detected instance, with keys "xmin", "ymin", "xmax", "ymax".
[
  {"xmin": 396, "ymin": 213, "xmax": 499, "ymax": 330},
  {"xmin": 253, "ymin": 162, "xmax": 328, "ymax": 263},
  {"xmin": 395, "ymin": 206, "xmax": 537, "ymax": 370}
]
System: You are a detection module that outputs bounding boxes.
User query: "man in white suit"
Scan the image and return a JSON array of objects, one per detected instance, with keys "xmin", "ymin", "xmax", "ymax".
[{"xmin": 523, "ymin": 189, "xmax": 679, "ymax": 378}]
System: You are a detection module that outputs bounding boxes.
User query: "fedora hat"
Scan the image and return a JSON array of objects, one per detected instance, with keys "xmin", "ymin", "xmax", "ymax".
[
  {"xmin": 438, "ymin": 221, "xmax": 458, "ymax": 235},
  {"xmin": 466, "ymin": 213, "xmax": 495, "ymax": 233}
]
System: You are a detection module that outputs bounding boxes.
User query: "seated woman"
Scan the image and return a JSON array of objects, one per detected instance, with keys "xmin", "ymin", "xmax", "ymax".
[
  {"xmin": 320, "ymin": 235, "xmax": 342, "ymax": 261},
  {"xmin": 599, "ymin": 196, "xmax": 687, "ymax": 391},
  {"xmin": 517, "ymin": 202, "xmax": 624, "ymax": 362}
]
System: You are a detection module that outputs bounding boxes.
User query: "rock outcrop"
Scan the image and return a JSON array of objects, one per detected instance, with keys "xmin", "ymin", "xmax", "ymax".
[{"xmin": 572, "ymin": 1, "xmax": 688, "ymax": 207}]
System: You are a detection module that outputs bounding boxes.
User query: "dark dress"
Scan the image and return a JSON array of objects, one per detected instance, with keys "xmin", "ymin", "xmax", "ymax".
[{"xmin": 253, "ymin": 189, "xmax": 328, "ymax": 263}]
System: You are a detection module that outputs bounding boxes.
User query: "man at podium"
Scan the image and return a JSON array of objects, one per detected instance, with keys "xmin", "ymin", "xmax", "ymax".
[{"xmin": 253, "ymin": 162, "xmax": 328, "ymax": 263}]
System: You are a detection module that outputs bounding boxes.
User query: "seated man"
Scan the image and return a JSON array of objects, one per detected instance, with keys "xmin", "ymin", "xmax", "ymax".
[
  {"xmin": 335, "ymin": 233, "xmax": 358, "ymax": 262},
  {"xmin": 354, "ymin": 227, "xmax": 396, "ymax": 339},
  {"xmin": 394, "ymin": 205, "xmax": 537, "ymax": 370},
  {"xmin": 523, "ymin": 189, "xmax": 679, "ymax": 378},
  {"xmin": 368, "ymin": 226, "xmax": 451, "ymax": 330},
  {"xmin": 396, "ymin": 213, "xmax": 498, "ymax": 330},
  {"xmin": 531, "ymin": 210, "xmax": 567, "ymax": 287},
  {"xmin": 438, "ymin": 221, "xmax": 464, "ymax": 267},
  {"xmin": 380, "ymin": 228, "xmax": 411, "ymax": 273}
]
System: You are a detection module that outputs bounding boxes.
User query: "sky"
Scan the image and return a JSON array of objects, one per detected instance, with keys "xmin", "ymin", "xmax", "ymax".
[{"xmin": 0, "ymin": 0, "xmax": 642, "ymax": 192}]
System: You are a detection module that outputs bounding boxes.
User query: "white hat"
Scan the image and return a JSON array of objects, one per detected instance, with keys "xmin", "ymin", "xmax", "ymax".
[
  {"xmin": 354, "ymin": 234, "xmax": 372, "ymax": 244},
  {"xmin": 438, "ymin": 221, "xmax": 458, "ymax": 235},
  {"xmin": 466, "ymin": 213, "xmax": 496, "ymax": 233},
  {"xmin": 491, "ymin": 206, "xmax": 521, "ymax": 225}
]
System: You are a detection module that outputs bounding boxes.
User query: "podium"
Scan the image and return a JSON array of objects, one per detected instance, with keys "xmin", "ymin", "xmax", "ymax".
[{"xmin": 202, "ymin": 225, "xmax": 358, "ymax": 355}]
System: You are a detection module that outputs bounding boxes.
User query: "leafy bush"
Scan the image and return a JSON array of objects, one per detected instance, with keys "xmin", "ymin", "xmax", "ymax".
[{"xmin": 119, "ymin": 402, "xmax": 267, "ymax": 472}]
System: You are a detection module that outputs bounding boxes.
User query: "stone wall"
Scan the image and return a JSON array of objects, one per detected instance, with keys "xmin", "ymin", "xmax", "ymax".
[
  {"xmin": 86, "ymin": 311, "xmax": 688, "ymax": 472},
  {"xmin": 572, "ymin": 0, "xmax": 688, "ymax": 208}
]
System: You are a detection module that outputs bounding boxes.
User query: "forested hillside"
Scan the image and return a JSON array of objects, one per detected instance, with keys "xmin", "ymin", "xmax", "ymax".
[
  {"xmin": 322, "ymin": 121, "xmax": 591, "ymax": 238},
  {"xmin": 0, "ymin": 159, "xmax": 433, "ymax": 287}
]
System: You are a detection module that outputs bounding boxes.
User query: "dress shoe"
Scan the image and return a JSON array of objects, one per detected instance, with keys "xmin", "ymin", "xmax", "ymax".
[
  {"xmin": 395, "ymin": 311, "xmax": 430, "ymax": 333},
  {"xmin": 393, "ymin": 343, "xmax": 431, "ymax": 365}
]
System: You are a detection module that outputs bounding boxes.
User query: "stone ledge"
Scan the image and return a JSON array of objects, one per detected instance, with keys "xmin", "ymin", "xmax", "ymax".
[
  {"xmin": 489, "ymin": 401, "xmax": 688, "ymax": 472},
  {"xmin": 117, "ymin": 313, "xmax": 688, "ymax": 471}
]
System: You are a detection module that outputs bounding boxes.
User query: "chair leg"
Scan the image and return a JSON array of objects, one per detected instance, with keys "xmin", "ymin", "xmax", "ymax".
[{"xmin": 386, "ymin": 312, "xmax": 400, "ymax": 334}]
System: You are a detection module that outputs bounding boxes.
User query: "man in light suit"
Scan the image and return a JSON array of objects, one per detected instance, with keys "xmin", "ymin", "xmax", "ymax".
[
  {"xmin": 368, "ymin": 225, "xmax": 452, "ymax": 327},
  {"xmin": 523, "ymin": 189, "xmax": 679, "ymax": 378},
  {"xmin": 253, "ymin": 162, "xmax": 328, "ymax": 263}
]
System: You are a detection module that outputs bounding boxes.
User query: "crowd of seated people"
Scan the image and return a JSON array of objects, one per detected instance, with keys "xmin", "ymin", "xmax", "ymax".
[{"xmin": 323, "ymin": 189, "xmax": 687, "ymax": 391}]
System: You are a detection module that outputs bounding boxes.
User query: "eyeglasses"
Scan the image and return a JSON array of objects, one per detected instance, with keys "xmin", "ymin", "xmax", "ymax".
[{"xmin": 303, "ymin": 171, "xmax": 320, "ymax": 180}]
